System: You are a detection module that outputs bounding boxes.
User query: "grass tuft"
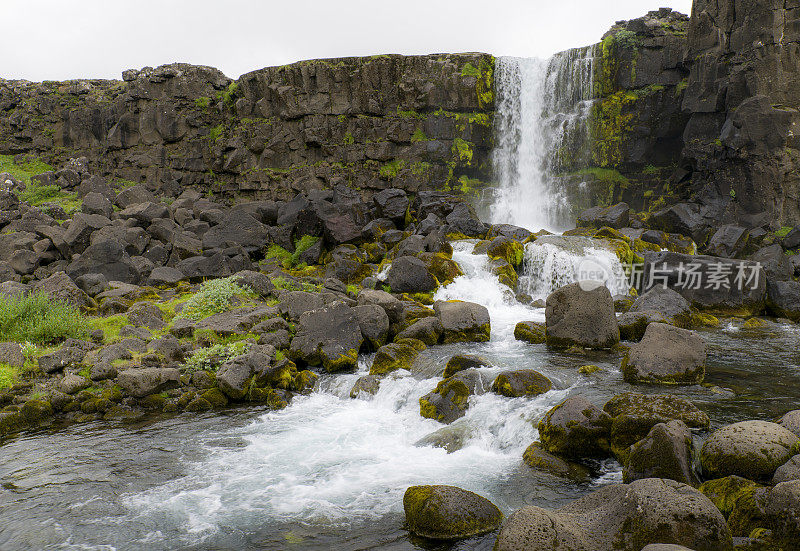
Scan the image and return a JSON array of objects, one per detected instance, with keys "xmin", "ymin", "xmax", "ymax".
[{"xmin": 0, "ymin": 292, "xmax": 88, "ymax": 344}]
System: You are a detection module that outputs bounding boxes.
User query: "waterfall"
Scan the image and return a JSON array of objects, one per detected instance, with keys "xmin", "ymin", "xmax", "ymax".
[{"xmin": 489, "ymin": 47, "xmax": 596, "ymax": 233}]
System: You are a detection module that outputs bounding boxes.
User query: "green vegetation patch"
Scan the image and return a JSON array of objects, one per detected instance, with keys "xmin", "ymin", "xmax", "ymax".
[
  {"xmin": 379, "ymin": 159, "xmax": 406, "ymax": 180},
  {"xmin": 177, "ymin": 277, "xmax": 255, "ymax": 321},
  {"xmin": 0, "ymin": 154, "xmax": 53, "ymax": 184},
  {"xmin": 183, "ymin": 341, "xmax": 252, "ymax": 373},
  {"xmin": 0, "ymin": 292, "xmax": 88, "ymax": 344}
]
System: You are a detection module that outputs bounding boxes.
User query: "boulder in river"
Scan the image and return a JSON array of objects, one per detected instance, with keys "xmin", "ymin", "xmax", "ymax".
[
  {"xmin": 403, "ymin": 485, "xmax": 502, "ymax": 540},
  {"xmin": 538, "ymin": 394, "xmax": 612, "ymax": 459},
  {"xmin": 624, "ymin": 420, "xmax": 700, "ymax": 486},
  {"xmin": 419, "ymin": 369, "xmax": 488, "ymax": 424},
  {"xmin": 369, "ymin": 342, "xmax": 419, "ymax": 375},
  {"xmin": 491, "ymin": 369, "xmax": 552, "ymax": 398},
  {"xmin": 513, "ymin": 321, "xmax": 546, "ymax": 344},
  {"xmin": 700, "ymin": 420, "xmax": 799, "ymax": 481},
  {"xmin": 433, "ymin": 300, "xmax": 490, "ymax": 343},
  {"xmin": 289, "ymin": 302, "xmax": 362, "ymax": 372},
  {"xmin": 603, "ymin": 392, "xmax": 710, "ymax": 461},
  {"xmin": 494, "ymin": 478, "xmax": 732, "ymax": 551},
  {"xmin": 545, "ymin": 282, "xmax": 619, "ymax": 349},
  {"xmin": 621, "ymin": 323, "xmax": 706, "ymax": 385},
  {"xmin": 522, "ymin": 442, "xmax": 590, "ymax": 481}
]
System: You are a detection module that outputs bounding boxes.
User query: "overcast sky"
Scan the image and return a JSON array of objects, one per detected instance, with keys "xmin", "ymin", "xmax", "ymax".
[{"xmin": 3, "ymin": 0, "xmax": 693, "ymax": 82}]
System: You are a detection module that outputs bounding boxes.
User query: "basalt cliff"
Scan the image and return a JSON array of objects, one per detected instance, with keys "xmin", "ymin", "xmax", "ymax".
[{"xmin": 2, "ymin": 0, "xmax": 800, "ymax": 243}]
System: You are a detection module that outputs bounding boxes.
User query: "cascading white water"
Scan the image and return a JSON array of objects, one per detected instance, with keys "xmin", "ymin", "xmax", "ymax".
[
  {"xmin": 518, "ymin": 236, "xmax": 630, "ymax": 300},
  {"xmin": 490, "ymin": 48, "xmax": 596, "ymax": 233}
]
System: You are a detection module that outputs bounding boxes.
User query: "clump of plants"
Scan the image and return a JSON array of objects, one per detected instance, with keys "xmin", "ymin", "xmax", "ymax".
[
  {"xmin": 182, "ymin": 341, "xmax": 252, "ymax": 373},
  {"xmin": 0, "ymin": 292, "xmax": 88, "ymax": 344},
  {"xmin": 266, "ymin": 235, "xmax": 320, "ymax": 269},
  {"xmin": 177, "ymin": 277, "xmax": 255, "ymax": 321}
]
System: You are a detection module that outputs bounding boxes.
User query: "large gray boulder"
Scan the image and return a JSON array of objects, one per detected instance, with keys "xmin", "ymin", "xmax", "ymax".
[
  {"xmin": 357, "ymin": 289, "xmax": 404, "ymax": 324},
  {"xmin": 700, "ymin": 420, "xmax": 799, "ymax": 481},
  {"xmin": 576, "ymin": 202, "xmax": 630, "ymax": 229},
  {"xmin": 538, "ymin": 394, "xmax": 612, "ymax": 459},
  {"xmin": 778, "ymin": 409, "xmax": 800, "ymax": 437},
  {"xmin": 117, "ymin": 368, "xmax": 180, "ymax": 398},
  {"xmin": 31, "ymin": 271, "xmax": 93, "ymax": 309},
  {"xmin": 773, "ymin": 454, "xmax": 800, "ymax": 484},
  {"xmin": 494, "ymin": 478, "xmax": 731, "ymax": 551},
  {"xmin": 289, "ymin": 302, "xmax": 363, "ymax": 372},
  {"xmin": 621, "ymin": 323, "xmax": 706, "ymax": 385},
  {"xmin": 433, "ymin": 300, "xmax": 490, "ymax": 343},
  {"xmin": 705, "ymin": 225, "xmax": 749, "ymax": 258},
  {"xmin": 766, "ymin": 279, "xmax": 800, "ymax": 321},
  {"xmin": 545, "ymin": 282, "xmax": 619, "ymax": 349},
  {"xmin": 403, "ymin": 485, "xmax": 502, "ymax": 540},
  {"xmin": 352, "ymin": 304, "xmax": 389, "ymax": 350},
  {"xmin": 385, "ymin": 256, "xmax": 437, "ymax": 293},
  {"xmin": 216, "ymin": 346, "xmax": 274, "ymax": 399},
  {"xmin": 624, "ymin": 420, "xmax": 700, "ymax": 486},
  {"xmin": 641, "ymin": 251, "xmax": 766, "ymax": 316},
  {"xmin": 66, "ymin": 239, "xmax": 141, "ymax": 284},
  {"xmin": 201, "ymin": 211, "xmax": 269, "ymax": 251}
]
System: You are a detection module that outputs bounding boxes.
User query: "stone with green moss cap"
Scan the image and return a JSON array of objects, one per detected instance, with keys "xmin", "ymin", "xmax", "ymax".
[
  {"xmin": 419, "ymin": 369, "xmax": 488, "ymax": 424},
  {"xmin": 369, "ymin": 342, "xmax": 419, "ymax": 375},
  {"xmin": 403, "ymin": 484, "xmax": 502, "ymax": 540},
  {"xmin": 538, "ymin": 394, "xmax": 612, "ymax": 459}
]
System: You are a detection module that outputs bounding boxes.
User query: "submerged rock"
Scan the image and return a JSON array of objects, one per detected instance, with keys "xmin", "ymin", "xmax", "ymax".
[{"xmin": 403, "ymin": 485, "xmax": 502, "ymax": 540}]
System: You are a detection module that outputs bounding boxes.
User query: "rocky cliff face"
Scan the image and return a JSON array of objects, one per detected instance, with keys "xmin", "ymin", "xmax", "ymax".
[
  {"xmin": 590, "ymin": 1, "xmax": 800, "ymax": 242},
  {"xmin": 0, "ymin": 54, "xmax": 495, "ymax": 200}
]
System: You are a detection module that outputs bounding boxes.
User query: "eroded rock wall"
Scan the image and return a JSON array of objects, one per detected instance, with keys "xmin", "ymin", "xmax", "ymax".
[{"xmin": 0, "ymin": 54, "xmax": 495, "ymax": 200}]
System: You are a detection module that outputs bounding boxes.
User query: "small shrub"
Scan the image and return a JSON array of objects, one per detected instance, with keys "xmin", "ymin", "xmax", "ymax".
[
  {"xmin": 0, "ymin": 292, "xmax": 88, "ymax": 344},
  {"xmin": 177, "ymin": 277, "xmax": 254, "ymax": 321},
  {"xmin": 183, "ymin": 341, "xmax": 251, "ymax": 373}
]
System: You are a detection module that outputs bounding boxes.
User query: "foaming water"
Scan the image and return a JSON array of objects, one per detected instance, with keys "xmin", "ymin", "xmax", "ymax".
[
  {"xmin": 519, "ymin": 236, "xmax": 629, "ymax": 299},
  {"xmin": 490, "ymin": 49, "xmax": 595, "ymax": 232},
  {"xmin": 434, "ymin": 241, "xmax": 545, "ymax": 339}
]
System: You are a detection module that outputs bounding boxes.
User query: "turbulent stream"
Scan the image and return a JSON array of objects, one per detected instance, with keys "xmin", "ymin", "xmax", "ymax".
[
  {"xmin": 3, "ymin": 52, "xmax": 800, "ymax": 550},
  {"xmin": 3, "ymin": 242, "xmax": 800, "ymax": 550}
]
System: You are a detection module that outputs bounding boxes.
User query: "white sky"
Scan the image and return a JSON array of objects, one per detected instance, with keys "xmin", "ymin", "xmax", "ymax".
[{"xmin": 3, "ymin": 0, "xmax": 693, "ymax": 82}]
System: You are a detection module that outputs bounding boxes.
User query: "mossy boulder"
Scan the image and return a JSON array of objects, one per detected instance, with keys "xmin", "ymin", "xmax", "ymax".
[
  {"xmin": 395, "ymin": 317, "xmax": 443, "ymax": 346},
  {"xmin": 443, "ymin": 354, "xmax": 491, "ymax": 378},
  {"xmin": 514, "ymin": 321, "xmax": 546, "ymax": 344},
  {"xmin": 491, "ymin": 370, "xmax": 552, "ymax": 398},
  {"xmin": 433, "ymin": 300, "xmax": 490, "ymax": 344},
  {"xmin": 603, "ymin": 392, "xmax": 710, "ymax": 461},
  {"xmin": 418, "ymin": 251, "xmax": 464, "ymax": 286},
  {"xmin": 700, "ymin": 421, "xmax": 800, "ymax": 481},
  {"xmin": 623, "ymin": 420, "xmax": 699, "ymax": 486},
  {"xmin": 486, "ymin": 236, "xmax": 525, "ymax": 267},
  {"xmin": 419, "ymin": 369, "xmax": 488, "ymax": 424},
  {"xmin": 522, "ymin": 442, "xmax": 590, "ymax": 481},
  {"xmin": 350, "ymin": 374, "xmax": 381, "ymax": 398},
  {"xmin": 369, "ymin": 342, "xmax": 419, "ymax": 375},
  {"xmin": 490, "ymin": 258, "xmax": 518, "ymax": 289},
  {"xmin": 538, "ymin": 394, "xmax": 612, "ymax": 459},
  {"xmin": 403, "ymin": 485, "xmax": 502, "ymax": 540}
]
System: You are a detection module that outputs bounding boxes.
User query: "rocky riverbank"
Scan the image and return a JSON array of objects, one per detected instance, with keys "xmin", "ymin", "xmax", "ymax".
[{"xmin": 3, "ymin": 154, "xmax": 800, "ymax": 548}]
